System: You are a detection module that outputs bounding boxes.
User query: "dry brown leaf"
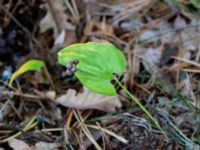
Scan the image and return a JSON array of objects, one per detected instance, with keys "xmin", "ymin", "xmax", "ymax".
[
  {"xmin": 180, "ymin": 28, "xmax": 200, "ymax": 55},
  {"xmin": 39, "ymin": 0, "xmax": 74, "ymax": 39},
  {"xmin": 54, "ymin": 30, "xmax": 66, "ymax": 45},
  {"xmin": 8, "ymin": 139, "xmax": 32, "ymax": 150},
  {"xmin": 140, "ymin": 47, "xmax": 161, "ymax": 74},
  {"xmin": 54, "ymin": 87, "xmax": 121, "ymax": 112},
  {"xmin": 181, "ymin": 75, "xmax": 196, "ymax": 102},
  {"xmin": 8, "ymin": 139, "xmax": 60, "ymax": 150},
  {"xmin": 174, "ymin": 15, "xmax": 187, "ymax": 29},
  {"xmin": 34, "ymin": 142, "xmax": 59, "ymax": 150},
  {"xmin": 44, "ymin": 91, "xmax": 56, "ymax": 100}
]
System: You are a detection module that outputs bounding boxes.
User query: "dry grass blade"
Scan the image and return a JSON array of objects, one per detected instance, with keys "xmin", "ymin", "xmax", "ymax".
[
  {"xmin": 2, "ymin": 115, "xmax": 38, "ymax": 142},
  {"xmin": 73, "ymin": 109, "xmax": 102, "ymax": 150},
  {"xmin": 63, "ymin": 0, "xmax": 80, "ymax": 22},
  {"xmin": 113, "ymin": 0, "xmax": 152, "ymax": 22},
  {"xmin": 172, "ymin": 56, "xmax": 200, "ymax": 68},
  {"xmin": 182, "ymin": 69, "xmax": 200, "ymax": 73},
  {"xmin": 87, "ymin": 124, "xmax": 128, "ymax": 144}
]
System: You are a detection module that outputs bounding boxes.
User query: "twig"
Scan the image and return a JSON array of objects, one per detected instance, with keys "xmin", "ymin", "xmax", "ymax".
[{"xmin": 1, "ymin": 90, "xmax": 45, "ymax": 101}]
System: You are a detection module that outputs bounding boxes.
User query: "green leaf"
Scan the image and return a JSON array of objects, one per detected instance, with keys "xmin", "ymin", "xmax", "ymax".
[
  {"xmin": 58, "ymin": 42, "xmax": 126, "ymax": 95},
  {"xmin": 9, "ymin": 59, "xmax": 45, "ymax": 86}
]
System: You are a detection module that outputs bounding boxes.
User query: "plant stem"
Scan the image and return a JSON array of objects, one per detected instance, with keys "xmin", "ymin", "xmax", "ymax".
[{"xmin": 113, "ymin": 76, "xmax": 168, "ymax": 139}]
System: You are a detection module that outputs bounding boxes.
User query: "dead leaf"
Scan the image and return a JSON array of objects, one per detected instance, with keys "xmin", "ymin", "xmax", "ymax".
[
  {"xmin": 54, "ymin": 30, "xmax": 66, "ymax": 45},
  {"xmin": 159, "ymin": 43, "xmax": 179, "ymax": 67},
  {"xmin": 8, "ymin": 139, "xmax": 60, "ymax": 150},
  {"xmin": 54, "ymin": 87, "xmax": 121, "ymax": 112},
  {"xmin": 34, "ymin": 90, "xmax": 56, "ymax": 100},
  {"xmin": 181, "ymin": 74, "xmax": 196, "ymax": 102},
  {"xmin": 45, "ymin": 91, "xmax": 56, "ymax": 100},
  {"xmin": 8, "ymin": 139, "xmax": 32, "ymax": 150},
  {"xmin": 139, "ymin": 30, "xmax": 157, "ymax": 41},
  {"xmin": 140, "ymin": 47, "xmax": 161, "ymax": 74},
  {"xmin": 34, "ymin": 142, "xmax": 59, "ymax": 150},
  {"xmin": 174, "ymin": 15, "xmax": 187, "ymax": 29},
  {"xmin": 39, "ymin": 0, "xmax": 74, "ymax": 39},
  {"xmin": 180, "ymin": 28, "xmax": 199, "ymax": 54}
]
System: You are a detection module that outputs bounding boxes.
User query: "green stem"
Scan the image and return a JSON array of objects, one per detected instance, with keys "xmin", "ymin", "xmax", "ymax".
[{"xmin": 113, "ymin": 76, "xmax": 168, "ymax": 139}]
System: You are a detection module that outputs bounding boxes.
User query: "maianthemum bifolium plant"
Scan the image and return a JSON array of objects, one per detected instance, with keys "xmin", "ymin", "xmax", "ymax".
[
  {"xmin": 7, "ymin": 42, "xmax": 168, "ymax": 139},
  {"xmin": 7, "ymin": 42, "xmax": 167, "ymax": 139},
  {"xmin": 58, "ymin": 42, "xmax": 168, "ymax": 138}
]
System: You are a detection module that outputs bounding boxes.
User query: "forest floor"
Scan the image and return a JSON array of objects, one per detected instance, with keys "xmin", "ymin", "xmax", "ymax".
[{"xmin": 1, "ymin": 0, "xmax": 200, "ymax": 149}]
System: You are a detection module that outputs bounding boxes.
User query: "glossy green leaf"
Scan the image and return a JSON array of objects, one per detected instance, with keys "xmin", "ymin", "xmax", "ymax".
[
  {"xmin": 58, "ymin": 42, "xmax": 126, "ymax": 95},
  {"xmin": 9, "ymin": 59, "xmax": 45, "ymax": 86}
]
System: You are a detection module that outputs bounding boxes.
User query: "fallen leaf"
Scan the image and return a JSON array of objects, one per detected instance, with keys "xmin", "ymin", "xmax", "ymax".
[
  {"xmin": 159, "ymin": 43, "xmax": 179, "ymax": 67},
  {"xmin": 35, "ymin": 142, "xmax": 59, "ymax": 150},
  {"xmin": 44, "ymin": 91, "xmax": 56, "ymax": 100},
  {"xmin": 8, "ymin": 139, "xmax": 32, "ymax": 150},
  {"xmin": 39, "ymin": 0, "xmax": 74, "ymax": 39},
  {"xmin": 140, "ymin": 47, "xmax": 161, "ymax": 74},
  {"xmin": 54, "ymin": 30, "xmax": 65, "ymax": 45},
  {"xmin": 139, "ymin": 30, "xmax": 157, "ymax": 41},
  {"xmin": 54, "ymin": 87, "xmax": 122, "ymax": 112},
  {"xmin": 180, "ymin": 27, "xmax": 199, "ymax": 54},
  {"xmin": 181, "ymin": 74, "xmax": 196, "ymax": 102},
  {"xmin": 53, "ymin": 29, "xmax": 77, "ymax": 49},
  {"xmin": 174, "ymin": 15, "xmax": 187, "ymax": 29},
  {"xmin": 8, "ymin": 139, "xmax": 60, "ymax": 150}
]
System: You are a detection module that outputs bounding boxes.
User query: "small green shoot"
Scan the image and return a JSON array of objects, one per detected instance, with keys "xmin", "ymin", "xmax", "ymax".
[
  {"xmin": 9, "ymin": 59, "xmax": 45, "ymax": 86},
  {"xmin": 58, "ymin": 42, "xmax": 168, "ymax": 138}
]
